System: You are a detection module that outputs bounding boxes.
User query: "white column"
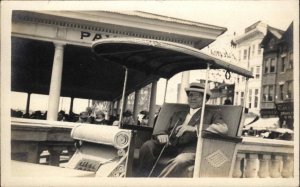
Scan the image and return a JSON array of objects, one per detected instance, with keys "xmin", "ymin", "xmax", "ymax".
[
  {"xmin": 245, "ymin": 154, "xmax": 258, "ymax": 178},
  {"xmin": 178, "ymin": 71, "xmax": 190, "ymax": 103},
  {"xmin": 47, "ymin": 42, "xmax": 65, "ymax": 121},
  {"xmin": 232, "ymin": 153, "xmax": 245, "ymax": 178},
  {"xmin": 258, "ymin": 154, "xmax": 271, "ymax": 178}
]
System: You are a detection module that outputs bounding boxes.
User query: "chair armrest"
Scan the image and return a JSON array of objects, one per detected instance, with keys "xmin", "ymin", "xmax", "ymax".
[
  {"xmin": 201, "ymin": 130, "xmax": 242, "ymax": 143},
  {"xmin": 121, "ymin": 123, "xmax": 153, "ymax": 132}
]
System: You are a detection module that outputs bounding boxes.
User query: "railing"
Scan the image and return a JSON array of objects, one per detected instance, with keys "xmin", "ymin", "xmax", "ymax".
[
  {"xmin": 233, "ymin": 137, "xmax": 294, "ymax": 178},
  {"xmin": 11, "ymin": 118, "xmax": 77, "ymax": 166},
  {"xmin": 11, "ymin": 118, "xmax": 295, "ymax": 178}
]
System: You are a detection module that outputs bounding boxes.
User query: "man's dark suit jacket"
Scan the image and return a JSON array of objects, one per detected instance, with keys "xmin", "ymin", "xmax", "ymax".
[{"xmin": 152, "ymin": 108, "xmax": 226, "ymax": 153}]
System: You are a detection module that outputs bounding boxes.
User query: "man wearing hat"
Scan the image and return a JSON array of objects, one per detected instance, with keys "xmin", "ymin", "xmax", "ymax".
[
  {"xmin": 93, "ymin": 110, "xmax": 108, "ymax": 125},
  {"xmin": 138, "ymin": 82, "xmax": 228, "ymax": 177},
  {"xmin": 77, "ymin": 111, "xmax": 90, "ymax": 123}
]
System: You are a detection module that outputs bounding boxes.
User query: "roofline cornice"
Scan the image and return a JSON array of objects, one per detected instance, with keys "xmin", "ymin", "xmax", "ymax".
[
  {"xmin": 12, "ymin": 10, "xmax": 226, "ymax": 49},
  {"xmin": 234, "ymin": 29, "xmax": 265, "ymax": 44}
]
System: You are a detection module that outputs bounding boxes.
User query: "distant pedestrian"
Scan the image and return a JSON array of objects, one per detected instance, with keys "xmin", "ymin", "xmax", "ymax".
[
  {"xmin": 57, "ymin": 110, "xmax": 66, "ymax": 121},
  {"xmin": 77, "ymin": 111, "xmax": 90, "ymax": 124},
  {"xmin": 93, "ymin": 110, "xmax": 108, "ymax": 125},
  {"xmin": 224, "ymin": 99, "xmax": 232, "ymax": 105}
]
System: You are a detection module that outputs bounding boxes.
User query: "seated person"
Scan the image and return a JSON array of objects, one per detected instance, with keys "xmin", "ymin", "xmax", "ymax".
[
  {"xmin": 277, "ymin": 132, "xmax": 292, "ymax": 141},
  {"xmin": 76, "ymin": 111, "xmax": 90, "ymax": 124},
  {"xmin": 22, "ymin": 112, "xmax": 30, "ymax": 118},
  {"xmin": 93, "ymin": 110, "xmax": 108, "ymax": 125},
  {"xmin": 137, "ymin": 82, "xmax": 228, "ymax": 177},
  {"xmin": 29, "ymin": 110, "xmax": 44, "ymax": 119},
  {"xmin": 141, "ymin": 115, "xmax": 149, "ymax": 126},
  {"xmin": 112, "ymin": 110, "xmax": 136, "ymax": 126},
  {"xmin": 86, "ymin": 107, "xmax": 93, "ymax": 116},
  {"xmin": 107, "ymin": 109, "xmax": 119, "ymax": 125},
  {"xmin": 85, "ymin": 106, "xmax": 95, "ymax": 123},
  {"xmin": 224, "ymin": 98, "xmax": 232, "ymax": 105},
  {"xmin": 122, "ymin": 110, "xmax": 136, "ymax": 126},
  {"xmin": 57, "ymin": 110, "xmax": 66, "ymax": 121},
  {"xmin": 137, "ymin": 111, "xmax": 149, "ymax": 126}
]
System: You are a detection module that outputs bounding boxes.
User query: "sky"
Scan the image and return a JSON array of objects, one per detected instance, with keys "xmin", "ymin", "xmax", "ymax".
[
  {"xmin": 4, "ymin": 1, "xmax": 296, "ymax": 33},
  {"xmin": 138, "ymin": 0, "xmax": 298, "ymax": 104},
  {"xmin": 138, "ymin": 1, "xmax": 296, "ymax": 35},
  {"xmin": 7, "ymin": 0, "xmax": 298, "ymax": 110}
]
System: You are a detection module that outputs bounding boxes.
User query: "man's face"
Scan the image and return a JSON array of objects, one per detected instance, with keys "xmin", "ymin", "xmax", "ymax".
[
  {"xmin": 187, "ymin": 91, "xmax": 204, "ymax": 109},
  {"xmin": 96, "ymin": 114, "xmax": 104, "ymax": 119}
]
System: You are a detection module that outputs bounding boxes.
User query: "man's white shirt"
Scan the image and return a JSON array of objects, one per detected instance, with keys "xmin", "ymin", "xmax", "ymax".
[{"xmin": 181, "ymin": 107, "xmax": 201, "ymax": 127}]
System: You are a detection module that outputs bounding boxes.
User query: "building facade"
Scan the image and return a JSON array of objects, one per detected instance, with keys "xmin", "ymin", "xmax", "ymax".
[
  {"xmin": 259, "ymin": 26, "xmax": 284, "ymax": 117},
  {"xmin": 209, "ymin": 83, "xmax": 235, "ymax": 105},
  {"xmin": 259, "ymin": 22, "xmax": 293, "ymax": 129},
  {"xmin": 275, "ymin": 23, "xmax": 294, "ymax": 129},
  {"xmin": 233, "ymin": 21, "xmax": 267, "ymax": 114}
]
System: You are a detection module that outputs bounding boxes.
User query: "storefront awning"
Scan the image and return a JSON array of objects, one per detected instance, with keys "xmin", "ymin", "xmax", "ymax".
[{"xmin": 244, "ymin": 118, "xmax": 280, "ymax": 130}]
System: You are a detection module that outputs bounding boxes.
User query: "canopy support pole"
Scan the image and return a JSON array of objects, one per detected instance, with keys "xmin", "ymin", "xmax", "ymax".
[
  {"xmin": 193, "ymin": 63, "xmax": 211, "ymax": 178},
  {"xmin": 243, "ymin": 78, "xmax": 249, "ymax": 110},
  {"xmin": 25, "ymin": 92, "xmax": 31, "ymax": 115},
  {"xmin": 148, "ymin": 80, "xmax": 158, "ymax": 127},
  {"xmin": 238, "ymin": 78, "xmax": 250, "ymax": 136},
  {"xmin": 163, "ymin": 79, "xmax": 169, "ymax": 103},
  {"xmin": 69, "ymin": 97, "xmax": 74, "ymax": 114},
  {"xmin": 119, "ymin": 66, "xmax": 128, "ymax": 128}
]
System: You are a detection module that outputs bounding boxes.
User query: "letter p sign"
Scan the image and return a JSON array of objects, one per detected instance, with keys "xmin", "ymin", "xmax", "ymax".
[{"xmin": 81, "ymin": 31, "xmax": 91, "ymax": 39}]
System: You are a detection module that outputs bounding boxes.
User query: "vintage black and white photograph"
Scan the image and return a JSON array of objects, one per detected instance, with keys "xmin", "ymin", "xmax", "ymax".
[{"xmin": 1, "ymin": 1, "xmax": 299, "ymax": 186}]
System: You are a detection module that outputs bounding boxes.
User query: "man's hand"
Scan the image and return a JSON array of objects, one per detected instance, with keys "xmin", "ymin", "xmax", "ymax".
[
  {"xmin": 156, "ymin": 134, "xmax": 169, "ymax": 144},
  {"xmin": 175, "ymin": 125, "xmax": 197, "ymax": 137},
  {"xmin": 206, "ymin": 123, "xmax": 228, "ymax": 135}
]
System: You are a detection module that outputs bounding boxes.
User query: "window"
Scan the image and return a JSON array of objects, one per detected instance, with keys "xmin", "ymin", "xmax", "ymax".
[
  {"xmin": 11, "ymin": 91, "xmax": 27, "ymax": 111},
  {"xmin": 73, "ymin": 98, "xmax": 89, "ymax": 114},
  {"xmin": 254, "ymin": 89, "xmax": 259, "ymax": 108},
  {"xmin": 270, "ymin": 58, "xmax": 275, "ymax": 73},
  {"xmin": 136, "ymin": 84, "xmax": 151, "ymax": 112},
  {"xmin": 126, "ymin": 92, "xmax": 136, "ymax": 112},
  {"xmin": 258, "ymin": 44, "xmax": 262, "ymax": 55},
  {"xmin": 31, "ymin": 94, "xmax": 49, "ymax": 112},
  {"xmin": 251, "ymin": 67, "xmax": 254, "ymax": 74},
  {"xmin": 248, "ymin": 89, "xmax": 252, "ymax": 108},
  {"xmin": 255, "ymin": 66, "xmax": 260, "ymax": 79},
  {"xmin": 262, "ymin": 85, "xmax": 274, "ymax": 102},
  {"xmin": 248, "ymin": 46, "xmax": 251, "ymax": 59},
  {"xmin": 264, "ymin": 59, "xmax": 275, "ymax": 73},
  {"xmin": 243, "ymin": 49, "xmax": 247, "ymax": 60},
  {"xmin": 264, "ymin": 59, "xmax": 269, "ymax": 73},
  {"xmin": 286, "ymin": 81, "xmax": 293, "ymax": 99},
  {"xmin": 269, "ymin": 85, "xmax": 274, "ymax": 101},
  {"xmin": 238, "ymin": 50, "xmax": 241, "ymax": 61},
  {"xmin": 58, "ymin": 97, "xmax": 71, "ymax": 114},
  {"xmin": 252, "ymin": 44, "xmax": 255, "ymax": 57},
  {"xmin": 240, "ymin": 92, "xmax": 244, "ymax": 106},
  {"xmin": 288, "ymin": 52, "xmax": 293, "ymax": 69},
  {"xmin": 281, "ymin": 56, "xmax": 286, "ymax": 72},
  {"xmin": 263, "ymin": 86, "xmax": 268, "ymax": 102},
  {"xmin": 279, "ymin": 84, "xmax": 284, "ymax": 100},
  {"xmin": 235, "ymin": 92, "xmax": 239, "ymax": 105}
]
